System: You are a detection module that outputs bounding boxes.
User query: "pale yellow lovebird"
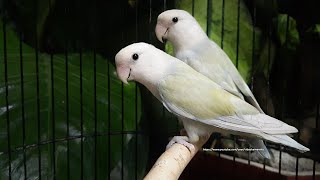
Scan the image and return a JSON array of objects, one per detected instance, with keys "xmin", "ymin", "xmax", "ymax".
[{"xmin": 115, "ymin": 43, "xmax": 309, "ymax": 159}]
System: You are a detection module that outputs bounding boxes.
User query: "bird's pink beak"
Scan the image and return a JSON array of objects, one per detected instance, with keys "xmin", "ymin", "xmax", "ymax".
[
  {"xmin": 116, "ymin": 64, "xmax": 130, "ymax": 84},
  {"xmin": 155, "ymin": 23, "xmax": 168, "ymax": 43}
]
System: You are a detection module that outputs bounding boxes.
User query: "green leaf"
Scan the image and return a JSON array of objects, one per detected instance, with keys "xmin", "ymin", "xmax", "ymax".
[
  {"xmin": 0, "ymin": 20, "xmax": 147, "ymax": 179},
  {"xmin": 274, "ymin": 14, "xmax": 300, "ymax": 50},
  {"xmin": 306, "ymin": 24, "xmax": 320, "ymax": 38},
  {"xmin": 255, "ymin": 38, "xmax": 276, "ymax": 78},
  {"xmin": 316, "ymin": 24, "xmax": 320, "ymax": 34}
]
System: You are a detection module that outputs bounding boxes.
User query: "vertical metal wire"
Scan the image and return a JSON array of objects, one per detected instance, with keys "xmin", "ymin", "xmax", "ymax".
[
  {"xmin": 91, "ymin": 2, "xmax": 98, "ymax": 180},
  {"xmin": 314, "ymin": 103, "xmax": 319, "ymax": 179},
  {"xmin": 316, "ymin": 103, "xmax": 319, "ymax": 129},
  {"xmin": 251, "ymin": 0, "xmax": 256, "ymax": 95},
  {"xmin": 295, "ymin": 157, "xmax": 299, "ymax": 179},
  {"xmin": 220, "ymin": 0, "xmax": 225, "ymax": 49},
  {"xmin": 2, "ymin": 10, "xmax": 12, "ymax": 180},
  {"xmin": 206, "ymin": 0, "xmax": 212, "ymax": 37},
  {"xmin": 148, "ymin": 0, "xmax": 152, "ymax": 42},
  {"xmin": 80, "ymin": 47, "xmax": 84, "ymax": 180},
  {"xmin": 50, "ymin": 48, "xmax": 55, "ymax": 180},
  {"xmin": 64, "ymin": 4, "xmax": 70, "ymax": 179},
  {"xmin": 192, "ymin": 0, "xmax": 195, "ymax": 16},
  {"xmin": 135, "ymin": 86, "xmax": 138, "ymax": 180},
  {"xmin": 34, "ymin": 0, "xmax": 42, "ymax": 178},
  {"xmin": 93, "ymin": 14, "xmax": 97, "ymax": 180},
  {"xmin": 247, "ymin": 148, "xmax": 250, "ymax": 165},
  {"xmin": 235, "ymin": 0, "xmax": 240, "ymax": 68},
  {"xmin": 266, "ymin": 0, "xmax": 273, "ymax": 127},
  {"xmin": 120, "ymin": 7, "xmax": 125, "ymax": 180},
  {"xmin": 265, "ymin": 1, "xmax": 274, "ymax": 172},
  {"xmin": 281, "ymin": 14, "xmax": 300, "ymax": 179},
  {"xmin": 107, "ymin": 44, "xmax": 111, "ymax": 180},
  {"xmin": 135, "ymin": 2, "xmax": 139, "ymax": 180},
  {"xmin": 275, "ymin": 12, "xmax": 287, "ymax": 178},
  {"xmin": 264, "ymin": 37, "xmax": 270, "ymax": 170},
  {"xmin": 91, "ymin": 3, "xmax": 98, "ymax": 180},
  {"xmin": 279, "ymin": 146, "xmax": 282, "ymax": 174},
  {"xmin": 249, "ymin": 0, "xmax": 257, "ymax": 165},
  {"xmin": 220, "ymin": 0, "xmax": 226, "ymax": 159},
  {"xmin": 278, "ymin": 13, "xmax": 284, "ymax": 175},
  {"xmin": 19, "ymin": 31, "xmax": 27, "ymax": 179},
  {"xmin": 120, "ymin": 5, "xmax": 125, "ymax": 179},
  {"xmin": 313, "ymin": 159, "xmax": 316, "ymax": 180},
  {"xmin": 107, "ymin": 2, "xmax": 112, "ymax": 174},
  {"xmin": 121, "ymin": 82, "xmax": 124, "ymax": 180},
  {"xmin": 47, "ymin": 1, "xmax": 56, "ymax": 179},
  {"xmin": 65, "ymin": 44, "xmax": 70, "ymax": 180},
  {"xmin": 233, "ymin": 137, "xmax": 236, "ymax": 162}
]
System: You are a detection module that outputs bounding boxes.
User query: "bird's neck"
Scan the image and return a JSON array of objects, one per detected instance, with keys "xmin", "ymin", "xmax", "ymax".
[
  {"xmin": 133, "ymin": 55, "xmax": 177, "ymax": 99},
  {"xmin": 170, "ymin": 26, "xmax": 208, "ymax": 53}
]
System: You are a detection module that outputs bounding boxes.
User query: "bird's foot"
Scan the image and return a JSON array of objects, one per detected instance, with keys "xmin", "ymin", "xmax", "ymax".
[{"xmin": 166, "ymin": 136, "xmax": 195, "ymax": 152}]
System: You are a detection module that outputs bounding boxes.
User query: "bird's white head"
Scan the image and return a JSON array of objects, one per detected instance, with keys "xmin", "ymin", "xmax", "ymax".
[
  {"xmin": 155, "ymin": 9, "xmax": 208, "ymax": 51},
  {"xmin": 115, "ymin": 42, "xmax": 173, "ymax": 86}
]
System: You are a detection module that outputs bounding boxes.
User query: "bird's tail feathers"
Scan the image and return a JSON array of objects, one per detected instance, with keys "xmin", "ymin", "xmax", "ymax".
[
  {"xmin": 247, "ymin": 138, "xmax": 271, "ymax": 159},
  {"xmin": 261, "ymin": 134, "xmax": 309, "ymax": 152}
]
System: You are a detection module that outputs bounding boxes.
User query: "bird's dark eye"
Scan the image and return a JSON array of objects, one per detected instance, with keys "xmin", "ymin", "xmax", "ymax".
[
  {"xmin": 172, "ymin": 17, "xmax": 178, "ymax": 23},
  {"xmin": 132, "ymin": 53, "xmax": 139, "ymax": 60}
]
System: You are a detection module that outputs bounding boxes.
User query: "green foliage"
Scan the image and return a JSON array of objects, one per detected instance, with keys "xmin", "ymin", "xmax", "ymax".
[
  {"xmin": 316, "ymin": 24, "xmax": 320, "ymax": 34},
  {"xmin": 274, "ymin": 14, "xmax": 300, "ymax": 50},
  {"xmin": 0, "ymin": 20, "xmax": 147, "ymax": 179},
  {"xmin": 255, "ymin": 38, "xmax": 276, "ymax": 79},
  {"xmin": 307, "ymin": 24, "xmax": 320, "ymax": 37}
]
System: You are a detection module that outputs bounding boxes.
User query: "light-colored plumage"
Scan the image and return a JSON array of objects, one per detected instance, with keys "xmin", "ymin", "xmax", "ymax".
[
  {"xmin": 115, "ymin": 43, "xmax": 310, "ymax": 159},
  {"xmin": 155, "ymin": 9, "xmax": 267, "ymax": 156},
  {"xmin": 156, "ymin": 9, "xmax": 263, "ymax": 113},
  {"xmin": 158, "ymin": 63, "xmax": 298, "ymax": 135}
]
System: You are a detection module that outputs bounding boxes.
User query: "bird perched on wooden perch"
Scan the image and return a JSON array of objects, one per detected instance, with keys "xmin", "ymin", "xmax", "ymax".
[{"xmin": 115, "ymin": 43, "xmax": 309, "ymax": 161}]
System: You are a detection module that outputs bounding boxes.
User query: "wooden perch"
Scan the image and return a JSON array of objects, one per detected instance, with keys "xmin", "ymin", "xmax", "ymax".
[{"xmin": 144, "ymin": 136, "xmax": 209, "ymax": 180}]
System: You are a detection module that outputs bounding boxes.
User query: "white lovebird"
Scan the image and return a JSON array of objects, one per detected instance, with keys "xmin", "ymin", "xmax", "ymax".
[
  {"xmin": 115, "ymin": 42, "xmax": 309, "ymax": 159},
  {"xmin": 155, "ymin": 9, "xmax": 263, "ymax": 112}
]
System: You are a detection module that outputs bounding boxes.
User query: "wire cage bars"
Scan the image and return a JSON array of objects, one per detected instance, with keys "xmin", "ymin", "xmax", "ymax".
[{"xmin": 0, "ymin": 0, "xmax": 319, "ymax": 179}]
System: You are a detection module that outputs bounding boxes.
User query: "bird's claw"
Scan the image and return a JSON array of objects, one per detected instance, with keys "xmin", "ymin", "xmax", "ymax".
[{"xmin": 166, "ymin": 136, "xmax": 195, "ymax": 152}]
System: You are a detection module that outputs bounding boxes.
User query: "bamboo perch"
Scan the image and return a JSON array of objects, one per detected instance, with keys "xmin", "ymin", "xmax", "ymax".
[{"xmin": 144, "ymin": 136, "xmax": 209, "ymax": 180}]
